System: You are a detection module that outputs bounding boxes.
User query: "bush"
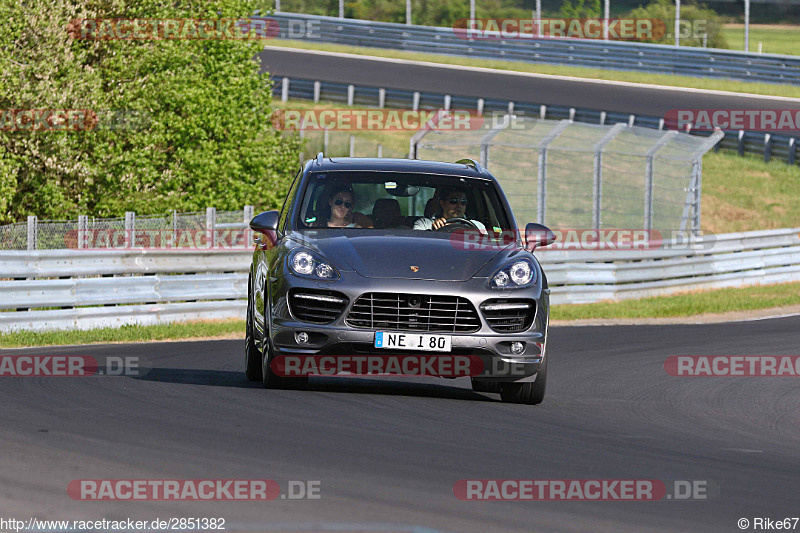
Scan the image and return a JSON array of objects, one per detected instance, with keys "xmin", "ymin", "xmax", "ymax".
[
  {"xmin": 627, "ymin": 0, "xmax": 729, "ymax": 48},
  {"xmin": 0, "ymin": 0, "xmax": 301, "ymax": 224}
]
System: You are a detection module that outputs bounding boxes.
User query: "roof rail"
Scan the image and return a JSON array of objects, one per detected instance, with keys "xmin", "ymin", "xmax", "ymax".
[
  {"xmin": 315, "ymin": 152, "xmax": 324, "ymax": 165},
  {"xmin": 455, "ymin": 158, "xmax": 484, "ymax": 174}
]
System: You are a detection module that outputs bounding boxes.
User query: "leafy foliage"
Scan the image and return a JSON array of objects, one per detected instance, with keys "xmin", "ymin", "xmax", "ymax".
[
  {"xmin": 627, "ymin": 0, "xmax": 729, "ymax": 48},
  {"xmin": 0, "ymin": 0, "xmax": 301, "ymax": 223},
  {"xmin": 559, "ymin": 0, "xmax": 601, "ymax": 19}
]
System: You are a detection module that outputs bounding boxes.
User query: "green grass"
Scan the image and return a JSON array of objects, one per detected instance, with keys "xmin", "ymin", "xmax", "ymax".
[
  {"xmin": 266, "ymin": 40, "xmax": 800, "ymax": 99},
  {"xmin": 721, "ymin": 24, "xmax": 800, "ymax": 56},
  {"xmin": 552, "ymin": 281, "xmax": 800, "ymax": 320},
  {"xmin": 701, "ymin": 151, "xmax": 800, "ymax": 233},
  {"xmin": 0, "ymin": 319, "xmax": 245, "ymax": 348}
]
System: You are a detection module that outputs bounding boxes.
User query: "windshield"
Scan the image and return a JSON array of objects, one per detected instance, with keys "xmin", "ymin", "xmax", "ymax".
[{"xmin": 295, "ymin": 171, "xmax": 513, "ymax": 234}]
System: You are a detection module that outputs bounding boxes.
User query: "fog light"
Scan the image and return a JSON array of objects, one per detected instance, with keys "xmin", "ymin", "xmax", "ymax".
[
  {"xmin": 295, "ymin": 332, "xmax": 309, "ymax": 344},
  {"xmin": 510, "ymin": 341, "xmax": 525, "ymax": 355}
]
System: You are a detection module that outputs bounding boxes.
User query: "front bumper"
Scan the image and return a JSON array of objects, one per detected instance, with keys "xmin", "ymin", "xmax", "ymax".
[{"xmin": 268, "ymin": 271, "xmax": 550, "ymax": 382}]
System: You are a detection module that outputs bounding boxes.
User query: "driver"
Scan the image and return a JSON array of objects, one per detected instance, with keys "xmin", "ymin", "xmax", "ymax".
[{"xmin": 413, "ymin": 186, "xmax": 486, "ymax": 231}]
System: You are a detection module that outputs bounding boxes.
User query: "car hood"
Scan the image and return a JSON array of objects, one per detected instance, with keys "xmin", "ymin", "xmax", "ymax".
[{"xmin": 296, "ymin": 233, "xmax": 512, "ymax": 282}]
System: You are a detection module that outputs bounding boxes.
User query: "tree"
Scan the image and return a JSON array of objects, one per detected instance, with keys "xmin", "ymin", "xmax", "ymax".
[
  {"xmin": 560, "ymin": 0, "xmax": 602, "ymax": 19},
  {"xmin": 0, "ymin": 0, "xmax": 301, "ymax": 224},
  {"xmin": 628, "ymin": 0, "xmax": 729, "ymax": 48}
]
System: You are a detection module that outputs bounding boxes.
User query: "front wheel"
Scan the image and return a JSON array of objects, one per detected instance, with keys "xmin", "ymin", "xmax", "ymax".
[
  {"xmin": 500, "ymin": 355, "xmax": 547, "ymax": 405},
  {"xmin": 261, "ymin": 329, "xmax": 309, "ymax": 390},
  {"xmin": 244, "ymin": 276, "xmax": 263, "ymax": 382}
]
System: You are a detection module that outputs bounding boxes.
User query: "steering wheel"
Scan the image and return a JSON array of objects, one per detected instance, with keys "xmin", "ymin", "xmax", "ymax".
[{"xmin": 434, "ymin": 217, "xmax": 479, "ymax": 232}]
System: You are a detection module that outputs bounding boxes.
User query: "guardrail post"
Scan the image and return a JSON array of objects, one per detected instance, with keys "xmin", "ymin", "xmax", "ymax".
[
  {"xmin": 27, "ymin": 215, "xmax": 37, "ymax": 251},
  {"xmin": 377, "ymin": 144, "xmax": 383, "ymax": 157},
  {"xmin": 281, "ymin": 77, "xmax": 289, "ymax": 103},
  {"xmin": 124, "ymin": 211, "xmax": 135, "ymax": 248},
  {"xmin": 764, "ymin": 133, "xmax": 772, "ymax": 163},
  {"xmin": 412, "ymin": 92, "xmax": 420, "ymax": 112},
  {"xmin": 628, "ymin": 114, "xmax": 635, "ymax": 127},
  {"xmin": 313, "ymin": 81, "xmax": 321, "ymax": 103},
  {"xmin": 569, "ymin": 108, "xmax": 576, "ymax": 121},
  {"xmin": 540, "ymin": 105, "xmax": 546, "ymax": 120},
  {"xmin": 599, "ymin": 111, "xmax": 606, "ymax": 125},
  {"xmin": 323, "ymin": 128, "xmax": 329, "ymax": 153},
  {"xmin": 790, "ymin": 138, "xmax": 796, "ymax": 165},
  {"xmin": 738, "ymin": 130, "xmax": 745, "ymax": 156},
  {"xmin": 507, "ymin": 101, "xmax": 514, "ymax": 115},
  {"xmin": 658, "ymin": 118, "xmax": 664, "ymax": 130},
  {"xmin": 347, "ymin": 84, "xmax": 354, "ymax": 106},
  {"xmin": 444, "ymin": 95, "xmax": 451, "ymax": 111},
  {"xmin": 349, "ymin": 135, "xmax": 355, "ymax": 157},
  {"xmin": 378, "ymin": 88, "xmax": 386, "ymax": 109},
  {"xmin": 206, "ymin": 207, "xmax": 215, "ymax": 249},
  {"xmin": 244, "ymin": 205, "xmax": 254, "ymax": 249},
  {"xmin": 78, "ymin": 215, "xmax": 88, "ymax": 250}
]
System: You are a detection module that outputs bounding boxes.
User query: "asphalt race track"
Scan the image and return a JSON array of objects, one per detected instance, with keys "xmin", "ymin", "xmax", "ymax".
[
  {"xmin": 2, "ymin": 316, "xmax": 799, "ymax": 532},
  {"xmin": 258, "ymin": 47, "xmax": 800, "ymax": 117}
]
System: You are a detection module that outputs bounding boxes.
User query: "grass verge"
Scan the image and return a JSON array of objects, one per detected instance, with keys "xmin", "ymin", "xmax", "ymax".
[
  {"xmin": 0, "ymin": 319, "xmax": 245, "ymax": 349},
  {"xmin": 266, "ymin": 40, "xmax": 800, "ymax": 99},
  {"xmin": 551, "ymin": 281, "xmax": 800, "ymax": 320},
  {"xmin": 721, "ymin": 24, "xmax": 800, "ymax": 56}
]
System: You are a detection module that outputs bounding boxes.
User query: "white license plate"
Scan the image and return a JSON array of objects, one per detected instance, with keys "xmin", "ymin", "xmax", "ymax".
[{"xmin": 374, "ymin": 332, "xmax": 451, "ymax": 352}]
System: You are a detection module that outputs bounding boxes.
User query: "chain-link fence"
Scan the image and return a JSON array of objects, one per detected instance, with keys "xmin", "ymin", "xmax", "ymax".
[
  {"xmin": 413, "ymin": 116, "xmax": 723, "ymax": 235},
  {"xmin": 0, "ymin": 207, "xmax": 254, "ymax": 251},
  {"xmin": 297, "ymin": 128, "xmax": 410, "ymax": 160}
]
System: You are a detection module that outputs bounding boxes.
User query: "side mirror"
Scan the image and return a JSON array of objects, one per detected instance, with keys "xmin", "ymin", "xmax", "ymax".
[
  {"xmin": 525, "ymin": 223, "xmax": 556, "ymax": 251},
  {"xmin": 250, "ymin": 210, "xmax": 280, "ymax": 248}
]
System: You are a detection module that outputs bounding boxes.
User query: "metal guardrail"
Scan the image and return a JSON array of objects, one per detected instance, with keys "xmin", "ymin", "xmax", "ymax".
[
  {"xmin": 274, "ymin": 76, "xmax": 800, "ymax": 166},
  {"xmin": 268, "ymin": 13, "xmax": 800, "ymax": 85},
  {"xmin": 1, "ymin": 228, "xmax": 798, "ymax": 332}
]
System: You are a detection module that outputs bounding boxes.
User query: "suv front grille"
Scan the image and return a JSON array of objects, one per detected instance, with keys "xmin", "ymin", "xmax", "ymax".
[
  {"xmin": 346, "ymin": 292, "xmax": 480, "ymax": 333},
  {"xmin": 480, "ymin": 299, "xmax": 536, "ymax": 333},
  {"xmin": 288, "ymin": 289, "xmax": 348, "ymax": 324}
]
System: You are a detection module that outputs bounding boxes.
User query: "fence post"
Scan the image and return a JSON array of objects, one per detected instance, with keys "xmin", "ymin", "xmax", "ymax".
[
  {"xmin": 124, "ymin": 211, "xmax": 135, "ymax": 248},
  {"xmin": 537, "ymin": 120, "xmax": 571, "ymax": 225},
  {"xmin": 172, "ymin": 209, "xmax": 178, "ymax": 248},
  {"xmin": 78, "ymin": 215, "xmax": 88, "ymax": 250},
  {"xmin": 738, "ymin": 130, "xmax": 745, "ymax": 156},
  {"xmin": 244, "ymin": 205, "xmax": 254, "ymax": 250},
  {"xmin": 313, "ymin": 81, "xmax": 321, "ymax": 103},
  {"xmin": 539, "ymin": 105, "xmax": 547, "ymax": 120},
  {"xmin": 27, "ymin": 215, "xmax": 37, "ymax": 250},
  {"xmin": 764, "ymin": 133, "xmax": 772, "ymax": 163},
  {"xmin": 324, "ymin": 128, "xmax": 329, "ymax": 153},
  {"xmin": 569, "ymin": 108, "xmax": 575, "ymax": 121},
  {"xmin": 479, "ymin": 114, "xmax": 511, "ymax": 169},
  {"xmin": 507, "ymin": 101, "xmax": 514, "ymax": 115},
  {"xmin": 378, "ymin": 88, "xmax": 386, "ymax": 109},
  {"xmin": 281, "ymin": 77, "xmax": 289, "ymax": 103},
  {"xmin": 477, "ymin": 98, "xmax": 484, "ymax": 116},
  {"xmin": 692, "ymin": 158, "xmax": 702, "ymax": 235},
  {"xmin": 628, "ymin": 114, "xmax": 635, "ymax": 127},
  {"xmin": 349, "ymin": 135, "xmax": 355, "ymax": 157},
  {"xmin": 592, "ymin": 123, "xmax": 625, "ymax": 230},
  {"xmin": 412, "ymin": 91, "xmax": 420, "ymax": 111},
  {"xmin": 790, "ymin": 138, "xmax": 796, "ymax": 165},
  {"xmin": 644, "ymin": 131, "xmax": 676, "ymax": 232},
  {"xmin": 599, "ymin": 111, "xmax": 606, "ymax": 125},
  {"xmin": 206, "ymin": 207, "xmax": 216, "ymax": 249},
  {"xmin": 444, "ymin": 95, "xmax": 451, "ymax": 111},
  {"xmin": 347, "ymin": 84, "xmax": 354, "ymax": 106}
]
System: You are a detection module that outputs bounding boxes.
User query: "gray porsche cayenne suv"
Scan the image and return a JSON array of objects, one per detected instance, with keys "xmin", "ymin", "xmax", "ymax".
[{"xmin": 245, "ymin": 154, "xmax": 556, "ymax": 404}]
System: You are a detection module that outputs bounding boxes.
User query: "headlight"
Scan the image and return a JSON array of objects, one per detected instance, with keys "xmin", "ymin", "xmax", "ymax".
[
  {"xmin": 288, "ymin": 250, "xmax": 339, "ymax": 280},
  {"xmin": 490, "ymin": 259, "xmax": 536, "ymax": 289}
]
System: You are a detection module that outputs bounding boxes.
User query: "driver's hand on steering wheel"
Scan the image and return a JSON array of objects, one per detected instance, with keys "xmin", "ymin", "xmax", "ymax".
[{"xmin": 431, "ymin": 217, "xmax": 448, "ymax": 230}]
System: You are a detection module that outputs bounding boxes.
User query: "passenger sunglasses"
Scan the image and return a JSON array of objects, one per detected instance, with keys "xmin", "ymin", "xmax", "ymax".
[
  {"xmin": 446, "ymin": 197, "xmax": 468, "ymax": 206},
  {"xmin": 333, "ymin": 198, "xmax": 353, "ymax": 209}
]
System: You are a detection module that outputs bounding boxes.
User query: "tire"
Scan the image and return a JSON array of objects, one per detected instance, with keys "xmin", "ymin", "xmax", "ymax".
[
  {"xmin": 244, "ymin": 275, "xmax": 263, "ymax": 382},
  {"xmin": 470, "ymin": 378, "xmax": 502, "ymax": 394},
  {"xmin": 259, "ymin": 302, "xmax": 308, "ymax": 390},
  {"xmin": 500, "ymin": 355, "xmax": 547, "ymax": 405}
]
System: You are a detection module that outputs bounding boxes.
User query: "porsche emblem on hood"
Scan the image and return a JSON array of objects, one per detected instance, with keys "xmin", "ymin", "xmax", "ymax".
[{"xmin": 410, "ymin": 266, "xmax": 419, "ymax": 272}]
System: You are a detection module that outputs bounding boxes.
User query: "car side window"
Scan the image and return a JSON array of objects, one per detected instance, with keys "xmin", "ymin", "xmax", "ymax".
[{"xmin": 279, "ymin": 168, "xmax": 303, "ymax": 233}]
